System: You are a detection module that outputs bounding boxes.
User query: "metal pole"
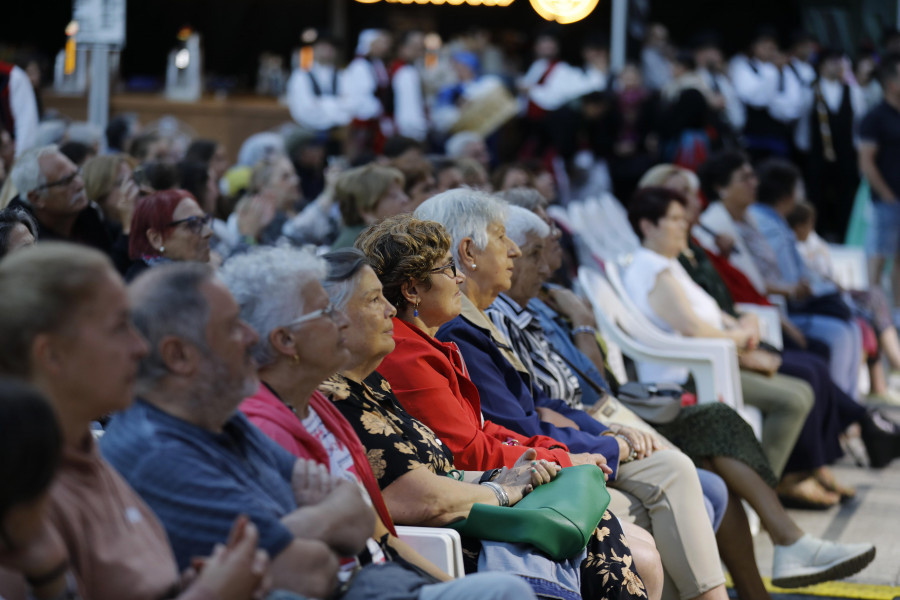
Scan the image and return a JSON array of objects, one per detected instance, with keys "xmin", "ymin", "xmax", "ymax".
[
  {"xmin": 610, "ymin": 0, "xmax": 627, "ymax": 73},
  {"xmin": 87, "ymin": 44, "xmax": 110, "ymax": 140},
  {"xmin": 332, "ymin": 0, "xmax": 348, "ymax": 50}
]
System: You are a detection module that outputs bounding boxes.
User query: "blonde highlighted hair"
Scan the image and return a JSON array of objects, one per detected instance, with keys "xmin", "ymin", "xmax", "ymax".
[{"xmin": 336, "ymin": 164, "xmax": 405, "ymax": 226}]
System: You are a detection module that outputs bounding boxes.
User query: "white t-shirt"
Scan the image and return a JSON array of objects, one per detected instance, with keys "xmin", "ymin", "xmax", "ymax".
[{"xmin": 622, "ymin": 247, "xmax": 723, "ymax": 383}]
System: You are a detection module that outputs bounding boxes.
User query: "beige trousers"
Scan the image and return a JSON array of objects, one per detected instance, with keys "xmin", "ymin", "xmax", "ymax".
[{"xmin": 608, "ymin": 449, "xmax": 725, "ymax": 600}]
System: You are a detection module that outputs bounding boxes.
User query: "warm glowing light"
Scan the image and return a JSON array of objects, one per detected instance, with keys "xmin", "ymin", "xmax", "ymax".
[
  {"xmin": 529, "ymin": 0, "xmax": 600, "ymax": 23},
  {"xmin": 174, "ymin": 48, "xmax": 191, "ymax": 69},
  {"xmin": 357, "ymin": 0, "xmax": 514, "ymax": 5},
  {"xmin": 177, "ymin": 27, "xmax": 193, "ymax": 41}
]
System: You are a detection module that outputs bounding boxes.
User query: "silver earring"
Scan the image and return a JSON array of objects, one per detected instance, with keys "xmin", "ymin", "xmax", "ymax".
[
  {"xmin": 159, "ymin": 246, "xmax": 165, "ymax": 254},
  {"xmin": 471, "ymin": 263, "xmax": 477, "ymax": 270}
]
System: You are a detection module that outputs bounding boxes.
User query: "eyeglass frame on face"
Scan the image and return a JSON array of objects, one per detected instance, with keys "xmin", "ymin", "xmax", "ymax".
[
  {"xmin": 33, "ymin": 168, "xmax": 82, "ymax": 192},
  {"xmin": 167, "ymin": 213, "xmax": 213, "ymax": 234},
  {"xmin": 281, "ymin": 301, "xmax": 340, "ymax": 329},
  {"xmin": 429, "ymin": 259, "xmax": 457, "ymax": 279}
]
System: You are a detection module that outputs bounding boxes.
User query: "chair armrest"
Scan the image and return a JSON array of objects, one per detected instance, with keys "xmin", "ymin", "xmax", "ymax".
[{"xmin": 395, "ymin": 526, "xmax": 465, "ymax": 579}]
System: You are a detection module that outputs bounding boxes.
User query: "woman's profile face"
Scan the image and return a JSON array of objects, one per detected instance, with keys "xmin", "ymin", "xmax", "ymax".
[
  {"xmin": 467, "ymin": 221, "xmax": 522, "ymax": 302},
  {"xmin": 370, "ymin": 181, "xmax": 412, "ymax": 223},
  {"xmin": 415, "ymin": 250, "xmax": 466, "ymax": 328},
  {"xmin": 663, "ymin": 172, "xmax": 702, "ymax": 225},
  {"xmin": 720, "ymin": 163, "xmax": 757, "ymax": 209},
  {"xmin": 160, "ymin": 197, "xmax": 212, "ymax": 263},
  {"xmin": 104, "ymin": 161, "xmax": 136, "ymax": 217},
  {"xmin": 644, "ymin": 200, "xmax": 689, "ymax": 257},
  {"xmin": 266, "ymin": 158, "xmax": 301, "ymax": 208},
  {"xmin": 341, "ymin": 267, "xmax": 397, "ymax": 368}
]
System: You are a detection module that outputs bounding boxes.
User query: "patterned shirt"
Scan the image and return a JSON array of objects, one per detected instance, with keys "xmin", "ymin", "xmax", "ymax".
[
  {"xmin": 486, "ymin": 293, "xmax": 583, "ymax": 409},
  {"xmin": 320, "ymin": 372, "xmax": 456, "ymax": 489}
]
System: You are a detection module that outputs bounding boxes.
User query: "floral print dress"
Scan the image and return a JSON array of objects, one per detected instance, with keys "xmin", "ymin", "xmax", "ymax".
[{"xmin": 320, "ymin": 372, "xmax": 648, "ymax": 600}]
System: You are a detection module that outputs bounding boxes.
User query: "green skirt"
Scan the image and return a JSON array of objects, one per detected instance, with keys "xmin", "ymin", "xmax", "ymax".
[{"xmin": 656, "ymin": 402, "xmax": 778, "ymax": 488}]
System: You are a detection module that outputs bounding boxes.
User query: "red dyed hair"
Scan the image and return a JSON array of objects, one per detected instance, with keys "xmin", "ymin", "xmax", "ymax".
[{"xmin": 128, "ymin": 189, "xmax": 198, "ymax": 259}]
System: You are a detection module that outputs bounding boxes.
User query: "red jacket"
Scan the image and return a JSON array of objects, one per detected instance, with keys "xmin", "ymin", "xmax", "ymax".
[
  {"xmin": 377, "ymin": 317, "xmax": 573, "ymax": 471},
  {"xmin": 241, "ymin": 384, "xmax": 397, "ymax": 536}
]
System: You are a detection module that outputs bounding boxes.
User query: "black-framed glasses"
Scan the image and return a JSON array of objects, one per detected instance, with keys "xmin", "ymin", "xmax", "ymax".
[
  {"xmin": 34, "ymin": 168, "xmax": 81, "ymax": 191},
  {"xmin": 167, "ymin": 214, "xmax": 213, "ymax": 234},
  {"xmin": 429, "ymin": 259, "xmax": 457, "ymax": 279},
  {"xmin": 282, "ymin": 302, "xmax": 340, "ymax": 328}
]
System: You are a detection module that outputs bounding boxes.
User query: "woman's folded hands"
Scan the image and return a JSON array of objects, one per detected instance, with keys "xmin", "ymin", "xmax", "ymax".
[{"xmin": 493, "ymin": 448, "xmax": 563, "ymax": 506}]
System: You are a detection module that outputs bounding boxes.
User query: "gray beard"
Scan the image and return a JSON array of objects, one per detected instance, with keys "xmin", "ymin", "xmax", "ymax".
[{"xmin": 191, "ymin": 354, "xmax": 259, "ymax": 419}]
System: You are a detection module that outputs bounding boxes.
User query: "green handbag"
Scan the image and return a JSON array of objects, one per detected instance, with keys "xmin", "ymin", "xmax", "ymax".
[{"xmin": 447, "ymin": 464, "xmax": 610, "ymax": 560}]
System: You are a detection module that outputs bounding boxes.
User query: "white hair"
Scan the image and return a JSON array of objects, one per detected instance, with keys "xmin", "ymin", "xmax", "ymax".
[
  {"xmin": 10, "ymin": 145, "xmax": 58, "ymax": 198},
  {"xmin": 505, "ymin": 204, "xmax": 550, "ymax": 247},
  {"xmin": 414, "ymin": 188, "xmax": 507, "ymax": 263},
  {"xmin": 237, "ymin": 132, "xmax": 285, "ymax": 167},
  {"xmin": 445, "ymin": 131, "xmax": 484, "ymax": 159},
  {"xmin": 219, "ymin": 246, "xmax": 327, "ymax": 367}
]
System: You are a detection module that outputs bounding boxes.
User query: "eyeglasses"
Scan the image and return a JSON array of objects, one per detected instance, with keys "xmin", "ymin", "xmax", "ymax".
[
  {"xmin": 34, "ymin": 168, "xmax": 81, "ymax": 191},
  {"xmin": 429, "ymin": 259, "xmax": 457, "ymax": 279},
  {"xmin": 167, "ymin": 214, "xmax": 213, "ymax": 234},
  {"xmin": 282, "ymin": 302, "xmax": 339, "ymax": 328}
]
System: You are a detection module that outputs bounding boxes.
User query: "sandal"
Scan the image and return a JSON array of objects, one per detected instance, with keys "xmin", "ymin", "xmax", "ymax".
[
  {"xmin": 814, "ymin": 467, "xmax": 856, "ymax": 502},
  {"xmin": 777, "ymin": 477, "xmax": 841, "ymax": 510}
]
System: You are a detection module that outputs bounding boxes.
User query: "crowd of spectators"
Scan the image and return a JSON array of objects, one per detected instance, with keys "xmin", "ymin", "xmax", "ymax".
[{"xmin": 2, "ymin": 18, "xmax": 900, "ymax": 600}]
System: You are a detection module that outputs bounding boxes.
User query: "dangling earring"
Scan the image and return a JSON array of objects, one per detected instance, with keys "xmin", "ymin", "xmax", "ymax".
[{"xmin": 413, "ymin": 299, "xmax": 420, "ymax": 318}]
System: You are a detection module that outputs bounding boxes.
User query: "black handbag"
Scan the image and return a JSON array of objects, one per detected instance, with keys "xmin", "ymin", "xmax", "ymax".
[
  {"xmin": 790, "ymin": 292, "xmax": 852, "ymax": 321},
  {"xmin": 615, "ymin": 382, "xmax": 684, "ymax": 425}
]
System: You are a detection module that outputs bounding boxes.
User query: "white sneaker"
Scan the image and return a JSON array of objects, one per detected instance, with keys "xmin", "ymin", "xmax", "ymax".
[{"xmin": 771, "ymin": 534, "xmax": 875, "ymax": 588}]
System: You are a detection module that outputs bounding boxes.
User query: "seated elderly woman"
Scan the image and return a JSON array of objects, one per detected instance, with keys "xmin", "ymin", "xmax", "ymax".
[
  {"xmin": 490, "ymin": 202, "xmax": 879, "ymax": 595},
  {"xmin": 82, "ymin": 153, "xmax": 139, "ymax": 273},
  {"xmin": 407, "ymin": 190, "xmax": 725, "ymax": 600},
  {"xmin": 696, "ymin": 151, "xmax": 862, "ymax": 398},
  {"xmin": 126, "ymin": 189, "xmax": 212, "ymax": 281},
  {"xmin": 216, "ymin": 246, "xmax": 539, "ymax": 600},
  {"xmin": 0, "ymin": 206, "xmax": 37, "ymax": 259},
  {"xmin": 331, "ymin": 163, "xmax": 413, "ymax": 249},
  {"xmin": 0, "ymin": 244, "xmax": 270, "ymax": 600},
  {"xmin": 642, "ymin": 164, "xmax": 900, "ymax": 501},
  {"xmin": 622, "ymin": 186, "xmax": 876, "ymax": 585},
  {"xmin": 83, "ymin": 154, "xmax": 139, "ymax": 234},
  {"xmin": 316, "ymin": 245, "xmax": 659, "ymax": 600}
]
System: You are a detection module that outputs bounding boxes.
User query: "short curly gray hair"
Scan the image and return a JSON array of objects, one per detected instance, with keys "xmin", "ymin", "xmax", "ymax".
[
  {"xmin": 414, "ymin": 188, "xmax": 507, "ymax": 263},
  {"xmin": 219, "ymin": 246, "xmax": 327, "ymax": 368}
]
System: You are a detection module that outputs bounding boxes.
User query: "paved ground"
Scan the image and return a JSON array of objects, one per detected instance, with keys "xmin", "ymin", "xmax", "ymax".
[{"xmin": 743, "ymin": 404, "xmax": 900, "ymax": 599}]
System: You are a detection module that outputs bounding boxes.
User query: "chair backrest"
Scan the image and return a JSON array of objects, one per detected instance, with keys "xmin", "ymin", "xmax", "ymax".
[
  {"xmin": 577, "ymin": 266, "xmax": 641, "ymax": 383},
  {"xmin": 827, "ymin": 244, "xmax": 868, "ymax": 290}
]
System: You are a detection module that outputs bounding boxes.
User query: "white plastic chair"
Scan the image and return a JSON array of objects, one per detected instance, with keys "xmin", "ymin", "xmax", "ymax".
[
  {"xmin": 827, "ymin": 244, "xmax": 868, "ymax": 290},
  {"xmin": 395, "ymin": 526, "xmax": 465, "ymax": 578},
  {"xmin": 580, "ymin": 265, "xmax": 762, "ymax": 437},
  {"xmin": 734, "ymin": 303, "xmax": 783, "ymax": 350}
]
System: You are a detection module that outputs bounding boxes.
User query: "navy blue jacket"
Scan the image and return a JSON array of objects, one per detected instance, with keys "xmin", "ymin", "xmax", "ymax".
[{"xmin": 437, "ymin": 305, "xmax": 621, "ymax": 479}]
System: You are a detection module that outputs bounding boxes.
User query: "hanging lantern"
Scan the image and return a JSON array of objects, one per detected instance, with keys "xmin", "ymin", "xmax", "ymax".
[{"xmin": 529, "ymin": 0, "xmax": 600, "ymax": 24}]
